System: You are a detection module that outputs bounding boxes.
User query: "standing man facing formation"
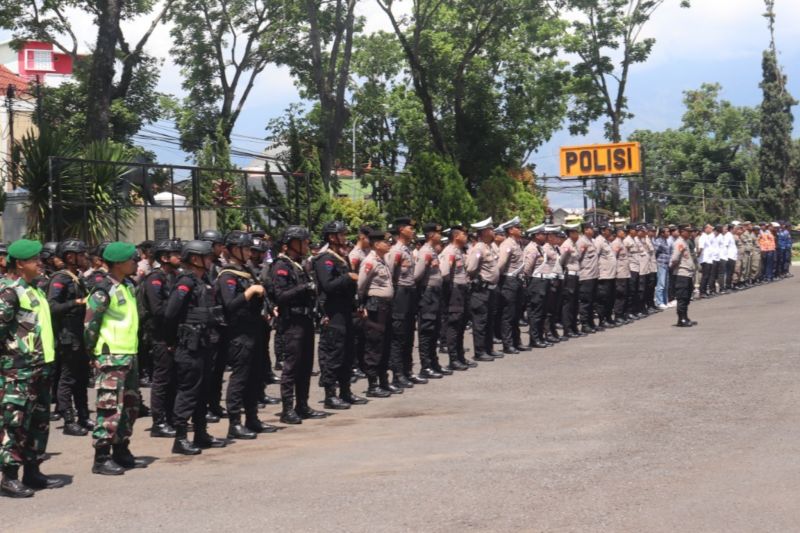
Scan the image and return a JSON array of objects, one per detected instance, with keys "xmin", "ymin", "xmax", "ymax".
[
  {"xmin": 439, "ymin": 225, "xmax": 471, "ymax": 371},
  {"xmin": 0, "ymin": 240, "xmax": 63, "ymax": 497},
  {"xmin": 577, "ymin": 223, "xmax": 600, "ymax": 333},
  {"xmin": 415, "ymin": 222, "xmax": 448, "ymax": 377},
  {"xmin": 84, "ymin": 242, "xmax": 144, "ymax": 476},
  {"xmin": 496, "ymin": 217, "xmax": 526, "ymax": 354},
  {"xmin": 671, "ymin": 225, "xmax": 697, "ymax": 327},
  {"xmin": 467, "ymin": 218, "xmax": 501, "ymax": 361}
]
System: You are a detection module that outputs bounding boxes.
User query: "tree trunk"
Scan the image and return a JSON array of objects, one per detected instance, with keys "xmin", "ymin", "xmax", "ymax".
[{"xmin": 86, "ymin": 0, "xmax": 122, "ymax": 142}]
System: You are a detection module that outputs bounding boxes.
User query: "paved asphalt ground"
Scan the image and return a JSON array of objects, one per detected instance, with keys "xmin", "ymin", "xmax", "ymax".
[{"xmin": 6, "ymin": 276, "xmax": 800, "ymax": 532}]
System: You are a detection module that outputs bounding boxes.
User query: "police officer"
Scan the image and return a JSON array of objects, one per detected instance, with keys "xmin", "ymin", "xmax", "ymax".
[
  {"xmin": 84, "ymin": 241, "xmax": 110, "ymax": 291},
  {"xmin": 577, "ymin": 222, "xmax": 600, "ymax": 333},
  {"xmin": 560, "ymin": 224, "xmax": 583, "ymax": 337},
  {"xmin": 612, "ymin": 226, "xmax": 632, "ymax": 325},
  {"xmin": 141, "ymin": 239, "xmax": 182, "ymax": 439},
  {"xmin": 594, "ymin": 224, "xmax": 617, "ymax": 328},
  {"xmin": 544, "ymin": 226, "xmax": 564, "ymax": 342},
  {"xmin": 247, "ymin": 236, "xmax": 280, "ymax": 407},
  {"xmin": 523, "ymin": 224, "xmax": 550, "ymax": 348},
  {"xmin": 416, "ymin": 222, "xmax": 447, "ymax": 377},
  {"xmin": 216, "ymin": 231, "xmax": 273, "ymax": 438},
  {"xmin": 48, "ymin": 239, "xmax": 93, "ymax": 437},
  {"xmin": 439, "ymin": 225, "xmax": 470, "ymax": 371},
  {"xmin": 198, "ymin": 229, "xmax": 227, "ymax": 282},
  {"xmin": 624, "ymin": 225, "xmax": 642, "ymax": 318},
  {"xmin": 271, "ymin": 226, "xmax": 328, "ymax": 424},
  {"xmin": 0, "ymin": 239, "xmax": 64, "ymax": 497},
  {"xmin": 671, "ymin": 225, "xmax": 697, "ymax": 327},
  {"xmin": 357, "ymin": 229, "xmax": 396, "ymax": 397},
  {"xmin": 467, "ymin": 217, "xmax": 502, "ymax": 360},
  {"xmin": 84, "ymin": 242, "xmax": 144, "ymax": 476},
  {"xmin": 349, "ymin": 226, "xmax": 372, "ymax": 381},
  {"xmin": 387, "ymin": 217, "xmax": 427, "ymax": 388},
  {"xmin": 314, "ymin": 221, "xmax": 368, "ymax": 409},
  {"xmin": 199, "ymin": 229, "xmax": 229, "ymax": 420},
  {"xmin": 497, "ymin": 217, "xmax": 527, "ymax": 354},
  {"xmin": 166, "ymin": 240, "xmax": 229, "ymax": 454}
]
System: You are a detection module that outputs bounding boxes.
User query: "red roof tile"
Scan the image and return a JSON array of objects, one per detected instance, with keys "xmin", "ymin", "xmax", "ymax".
[{"xmin": 0, "ymin": 65, "xmax": 31, "ymax": 95}]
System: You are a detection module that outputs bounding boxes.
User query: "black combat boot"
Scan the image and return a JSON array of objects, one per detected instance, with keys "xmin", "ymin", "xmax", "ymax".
[
  {"xmin": 172, "ymin": 424, "xmax": 201, "ymax": 455},
  {"xmin": 22, "ymin": 462, "xmax": 65, "ymax": 489},
  {"xmin": 112, "ymin": 441, "xmax": 146, "ymax": 469},
  {"xmin": 296, "ymin": 402, "xmax": 328, "ymax": 420},
  {"xmin": 63, "ymin": 408, "xmax": 88, "ymax": 437},
  {"xmin": 324, "ymin": 385, "xmax": 351, "ymax": 409},
  {"xmin": 340, "ymin": 382, "xmax": 368, "ymax": 404},
  {"xmin": 381, "ymin": 374, "xmax": 403, "ymax": 394},
  {"xmin": 394, "ymin": 373, "xmax": 414, "ymax": 388},
  {"xmin": 193, "ymin": 426, "xmax": 227, "ymax": 449},
  {"xmin": 434, "ymin": 363, "xmax": 454, "ymax": 375},
  {"xmin": 92, "ymin": 445, "xmax": 125, "ymax": 476},
  {"xmin": 447, "ymin": 356, "xmax": 468, "ymax": 371},
  {"xmin": 420, "ymin": 368, "xmax": 444, "ymax": 379},
  {"xmin": 151, "ymin": 416, "xmax": 177, "ymax": 438},
  {"xmin": 227, "ymin": 413, "xmax": 257, "ymax": 439},
  {"xmin": 279, "ymin": 398, "xmax": 302, "ymax": 424},
  {"xmin": 1, "ymin": 466, "xmax": 34, "ymax": 497},
  {"xmin": 366, "ymin": 377, "xmax": 391, "ymax": 398},
  {"xmin": 245, "ymin": 411, "xmax": 279, "ymax": 434},
  {"xmin": 77, "ymin": 408, "xmax": 96, "ymax": 431}
]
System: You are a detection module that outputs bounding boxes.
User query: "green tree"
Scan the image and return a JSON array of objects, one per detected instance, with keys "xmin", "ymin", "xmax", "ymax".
[
  {"xmin": 476, "ymin": 167, "xmax": 546, "ymax": 227},
  {"xmin": 195, "ymin": 125, "xmax": 245, "ymax": 234},
  {"xmin": 566, "ymin": 0, "xmax": 690, "ymax": 214},
  {"xmin": 758, "ymin": 0, "xmax": 797, "ymax": 220},
  {"xmin": 322, "ymin": 197, "xmax": 384, "ymax": 237},
  {"xmin": 385, "ymin": 152, "xmax": 477, "ymax": 226},
  {"xmin": 170, "ymin": 0, "xmax": 289, "ymax": 152}
]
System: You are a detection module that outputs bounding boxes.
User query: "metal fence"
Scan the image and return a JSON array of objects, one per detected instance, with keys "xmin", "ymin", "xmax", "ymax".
[{"xmin": 46, "ymin": 157, "xmax": 312, "ymax": 243}]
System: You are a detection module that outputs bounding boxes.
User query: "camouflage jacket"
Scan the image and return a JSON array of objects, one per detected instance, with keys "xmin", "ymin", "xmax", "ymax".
[{"xmin": 0, "ymin": 277, "xmax": 55, "ymax": 371}]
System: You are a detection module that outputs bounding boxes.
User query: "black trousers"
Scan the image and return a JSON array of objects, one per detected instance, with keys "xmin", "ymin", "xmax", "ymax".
[
  {"xmin": 668, "ymin": 273, "xmax": 677, "ymax": 302},
  {"xmin": 389, "ymin": 286, "xmax": 417, "ymax": 376},
  {"xmin": 545, "ymin": 278, "xmax": 562, "ymax": 334},
  {"xmin": 279, "ymin": 316, "xmax": 315, "ymax": 407},
  {"xmin": 417, "ymin": 285, "xmax": 442, "ymax": 370},
  {"xmin": 628, "ymin": 272, "xmax": 641, "ymax": 314},
  {"xmin": 207, "ymin": 332, "xmax": 225, "ymax": 411},
  {"xmin": 645, "ymin": 272, "xmax": 657, "ymax": 309},
  {"xmin": 674, "ymin": 275, "xmax": 693, "ymax": 320},
  {"xmin": 614, "ymin": 277, "xmax": 629, "ymax": 319},
  {"xmin": 353, "ymin": 316, "xmax": 366, "ymax": 372},
  {"xmin": 596, "ymin": 279, "xmax": 615, "ymax": 323},
  {"xmin": 225, "ymin": 329, "xmax": 263, "ymax": 415},
  {"xmin": 56, "ymin": 344, "xmax": 89, "ymax": 416},
  {"xmin": 699, "ymin": 263, "xmax": 713, "ymax": 295},
  {"xmin": 578, "ymin": 278, "xmax": 598, "ymax": 327},
  {"xmin": 470, "ymin": 285, "xmax": 496, "ymax": 356},
  {"xmin": 318, "ymin": 310, "xmax": 354, "ymax": 389},
  {"xmin": 173, "ymin": 329, "xmax": 212, "ymax": 429},
  {"xmin": 149, "ymin": 340, "xmax": 175, "ymax": 423},
  {"xmin": 499, "ymin": 277, "xmax": 522, "ymax": 349},
  {"xmin": 364, "ymin": 299, "xmax": 391, "ymax": 380},
  {"xmin": 445, "ymin": 284, "xmax": 468, "ymax": 363},
  {"xmin": 526, "ymin": 278, "xmax": 548, "ymax": 342},
  {"xmin": 561, "ymin": 274, "xmax": 579, "ymax": 333}
]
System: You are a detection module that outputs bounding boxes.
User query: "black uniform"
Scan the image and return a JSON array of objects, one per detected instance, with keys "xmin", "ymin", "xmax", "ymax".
[
  {"xmin": 314, "ymin": 250, "xmax": 357, "ymax": 396},
  {"xmin": 139, "ymin": 267, "xmax": 177, "ymax": 428},
  {"xmin": 47, "ymin": 269, "xmax": 91, "ymax": 426},
  {"xmin": 165, "ymin": 271, "xmax": 223, "ymax": 435},
  {"xmin": 271, "ymin": 254, "xmax": 317, "ymax": 412},
  {"xmin": 216, "ymin": 264, "xmax": 265, "ymax": 423}
]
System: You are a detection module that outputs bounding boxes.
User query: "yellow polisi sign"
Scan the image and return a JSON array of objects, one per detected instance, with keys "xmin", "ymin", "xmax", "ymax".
[{"xmin": 559, "ymin": 142, "xmax": 642, "ymax": 178}]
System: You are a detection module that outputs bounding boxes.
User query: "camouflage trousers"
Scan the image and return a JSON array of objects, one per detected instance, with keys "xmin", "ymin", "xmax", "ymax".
[
  {"xmin": 92, "ymin": 354, "xmax": 139, "ymax": 448},
  {"xmin": 0, "ymin": 365, "xmax": 52, "ymax": 467}
]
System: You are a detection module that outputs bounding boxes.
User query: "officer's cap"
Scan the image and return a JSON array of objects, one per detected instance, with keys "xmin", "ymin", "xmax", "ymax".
[
  {"xmin": 500, "ymin": 216, "xmax": 521, "ymax": 230},
  {"xmin": 393, "ymin": 217, "xmax": 415, "ymax": 229},
  {"xmin": 582, "ymin": 222, "xmax": 596, "ymax": 231},
  {"xmin": 526, "ymin": 224, "xmax": 546, "ymax": 236},
  {"xmin": 731, "ymin": 220, "xmax": 741, "ymax": 226},
  {"xmin": 103, "ymin": 242, "xmax": 137, "ymax": 263},
  {"xmin": 771, "ymin": 221, "xmax": 780, "ymax": 228},
  {"xmin": 416, "ymin": 234, "xmax": 426, "ymax": 243},
  {"xmin": 494, "ymin": 227, "xmax": 506, "ymax": 236},
  {"xmin": 563, "ymin": 223, "xmax": 580, "ymax": 234},
  {"xmin": 422, "ymin": 222, "xmax": 443, "ymax": 234},
  {"xmin": 470, "ymin": 217, "xmax": 494, "ymax": 231},
  {"xmin": 668, "ymin": 224, "xmax": 677, "ymax": 231},
  {"xmin": 368, "ymin": 229, "xmax": 390, "ymax": 241},
  {"xmin": 8, "ymin": 239, "xmax": 43, "ymax": 261},
  {"xmin": 545, "ymin": 225, "xmax": 561, "ymax": 234}
]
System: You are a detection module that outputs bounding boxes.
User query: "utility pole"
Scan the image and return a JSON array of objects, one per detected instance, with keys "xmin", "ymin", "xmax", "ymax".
[{"xmin": 5, "ymin": 84, "xmax": 15, "ymax": 189}]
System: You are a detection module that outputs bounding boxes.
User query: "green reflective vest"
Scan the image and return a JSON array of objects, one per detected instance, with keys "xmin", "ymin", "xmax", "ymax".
[
  {"xmin": 14, "ymin": 281, "xmax": 55, "ymax": 364},
  {"xmin": 95, "ymin": 282, "xmax": 139, "ymax": 356}
]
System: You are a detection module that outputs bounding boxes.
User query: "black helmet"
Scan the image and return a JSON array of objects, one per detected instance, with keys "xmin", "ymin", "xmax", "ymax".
[
  {"xmin": 282, "ymin": 225, "xmax": 310, "ymax": 244},
  {"xmin": 181, "ymin": 240, "xmax": 213, "ymax": 262},
  {"xmin": 92, "ymin": 241, "xmax": 111, "ymax": 258},
  {"xmin": 197, "ymin": 229, "xmax": 224, "ymax": 244},
  {"xmin": 321, "ymin": 220, "xmax": 346, "ymax": 236},
  {"xmin": 41, "ymin": 242, "xmax": 59, "ymax": 260},
  {"xmin": 57, "ymin": 239, "xmax": 87, "ymax": 259},
  {"xmin": 154, "ymin": 239, "xmax": 182, "ymax": 257},
  {"xmin": 0, "ymin": 242, "xmax": 7, "ymax": 255},
  {"xmin": 225, "ymin": 230, "xmax": 253, "ymax": 248},
  {"xmin": 250, "ymin": 237, "xmax": 267, "ymax": 253}
]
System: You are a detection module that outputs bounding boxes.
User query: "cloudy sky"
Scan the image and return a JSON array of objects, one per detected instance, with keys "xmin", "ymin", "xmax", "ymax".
[{"xmin": 3, "ymin": 0, "xmax": 799, "ymax": 208}]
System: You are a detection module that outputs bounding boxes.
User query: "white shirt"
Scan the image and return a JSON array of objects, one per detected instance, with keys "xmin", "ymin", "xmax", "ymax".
[
  {"xmin": 722, "ymin": 232, "xmax": 737, "ymax": 261},
  {"xmin": 709, "ymin": 233, "xmax": 721, "ymax": 261},
  {"xmin": 698, "ymin": 233, "xmax": 715, "ymax": 264}
]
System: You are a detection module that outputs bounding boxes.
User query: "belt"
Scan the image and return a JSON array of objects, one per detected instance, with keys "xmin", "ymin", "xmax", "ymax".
[
  {"xmin": 566, "ymin": 271, "xmax": 579, "ymax": 277},
  {"xmin": 502, "ymin": 274, "xmax": 522, "ymax": 279}
]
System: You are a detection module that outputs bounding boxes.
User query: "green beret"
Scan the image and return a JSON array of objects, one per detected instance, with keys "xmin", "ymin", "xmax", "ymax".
[
  {"xmin": 8, "ymin": 239, "xmax": 43, "ymax": 260},
  {"xmin": 103, "ymin": 242, "xmax": 136, "ymax": 263}
]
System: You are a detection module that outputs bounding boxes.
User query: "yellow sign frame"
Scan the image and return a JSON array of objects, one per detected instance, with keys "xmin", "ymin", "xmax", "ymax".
[{"xmin": 559, "ymin": 142, "xmax": 642, "ymax": 178}]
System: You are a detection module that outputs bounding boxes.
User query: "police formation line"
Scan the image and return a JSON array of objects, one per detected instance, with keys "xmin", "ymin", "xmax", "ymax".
[{"xmin": 0, "ymin": 216, "xmax": 793, "ymax": 498}]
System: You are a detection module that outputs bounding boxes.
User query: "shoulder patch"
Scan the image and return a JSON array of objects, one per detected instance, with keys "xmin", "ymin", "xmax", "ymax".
[
  {"xmin": 365, "ymin": 263, "xmax": 373, "ymax": 273},
  {"xmin": 276, "ymin": 269, "xmax": 289, "ymax": 276},
  {"xmin": 150, "ymin": 279, "xmax": 162, "ymax": 286}
]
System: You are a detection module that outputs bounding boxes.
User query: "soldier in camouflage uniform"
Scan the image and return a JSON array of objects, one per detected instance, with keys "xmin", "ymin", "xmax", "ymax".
[
  {"xmin": 84, "ymin": 242, "xmax": 145, "ymax": 476},
  {"xmin": 0, "ymin": 239, "xmax": 64, "ymax": 498},
  {"xmin": 0, "ymin": 242, "xmax": 8, "ymax": 278}
]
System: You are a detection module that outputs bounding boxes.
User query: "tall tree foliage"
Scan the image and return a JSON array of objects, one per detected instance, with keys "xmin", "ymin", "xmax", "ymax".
[
  {"xmin": 758, "ymin": 0, "xmax": 797, "ymax": 220},
  {"xmin": 566, "ymin": 0, "xmax": 690, "ymax": 214},
  {"xmin": 0, "ymin": 0, "xmax": 173, "ymax": 141},
  {"xmin": 195, "ymin": 124, "xmax": 245, "ymax": 233},
  {"xmin": 170, "ymin": 0, "xmax": 288, "ymax": 152}
]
